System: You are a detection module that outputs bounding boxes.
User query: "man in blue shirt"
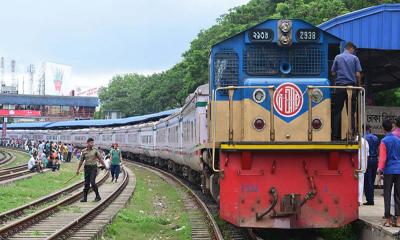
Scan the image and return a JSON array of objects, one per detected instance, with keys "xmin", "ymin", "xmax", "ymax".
[
  {"xmin": 331, "ymin": 42, "xmax": 362, "ymax": 140},
  {"xmin": 378, "ymin": 120, "xmax": 400, "ymax": 227},
  {"xmin": 363, "ymin": 124, "xmax": 379, "ymax": 205}
]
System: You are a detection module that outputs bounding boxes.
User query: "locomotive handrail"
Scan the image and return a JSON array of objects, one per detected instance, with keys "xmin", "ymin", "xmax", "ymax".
[
  {"xmin": 212, "ymin": 85, "xmax": 275, "ymax": 173},
  {"xmin": 307, "ymin": 85, "xmax": 367, "ymax": 175}
]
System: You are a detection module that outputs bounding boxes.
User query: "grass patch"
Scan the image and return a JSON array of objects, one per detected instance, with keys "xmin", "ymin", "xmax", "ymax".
[
  {"xmin": 0, "ymin": 153, "xmax": 81, "ymax": 214},
  {"xmin": 102, "ymin": 166, "xmax": 191, "ymax": 240},
  {"xmin": 0, "ymin": 148, "xmax": 31, "ymax": 168},
  {"xmin": 317, "ymin": 224, "xmax": 357, "ymax": 240},
  {"xmin": 61, "ymin": 205, "xmax": 83, "ymax": 213},
  {"xmin": 32, "ymin": 230, "xmax": 43, "ymax": 236}
]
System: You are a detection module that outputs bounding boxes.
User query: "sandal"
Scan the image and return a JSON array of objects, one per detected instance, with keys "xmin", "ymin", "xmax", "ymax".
[{"xmin": 383, "ymin": 222, "xmax": 391, "ymax": 227}]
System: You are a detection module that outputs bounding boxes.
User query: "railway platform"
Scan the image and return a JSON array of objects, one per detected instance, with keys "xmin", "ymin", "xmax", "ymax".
[{"xmin": 359, "ymin": 189, "xmax": 400, "ymax": 240}]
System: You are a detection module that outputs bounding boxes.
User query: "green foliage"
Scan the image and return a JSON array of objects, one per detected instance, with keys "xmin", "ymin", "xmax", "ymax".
[
  {"xmin": 373, "ymin": 88, "xmax": 400, "ymax": 106},
  {"xmin": 93, "ymin": 108, "xmax": 105, "ymax": 119},
  {"xmin": 99, "ymin": 0, "xmax": 400, "ymax": 116},
  {"xmin": 272, "ymin": 0, "xmax": 348, "ymax": 24}
]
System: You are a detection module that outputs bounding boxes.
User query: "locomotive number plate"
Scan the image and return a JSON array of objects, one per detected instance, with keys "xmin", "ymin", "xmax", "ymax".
[
  {"xmin": 296, "ymin": 29, "xmax": 320, "ymax": 42},
  {"xmin": 249, "ymin": 29, "xmax": 274, "ymax": 42}
]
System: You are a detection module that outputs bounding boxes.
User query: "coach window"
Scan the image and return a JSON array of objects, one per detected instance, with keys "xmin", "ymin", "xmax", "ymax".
[
  {"xmin": 175, "ymin": 126, "xmax": 179, "ymax": 142},
  {"xmin": 191, "ymin": 122, "xmax": 194, "ymax": 142},
  {"xmin": 194, "ymin": 119, "xmax": 197, "ymax": 141}
]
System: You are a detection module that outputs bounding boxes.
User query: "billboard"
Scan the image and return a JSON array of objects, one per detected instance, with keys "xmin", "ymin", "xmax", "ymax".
[
  {"xmin": 0, "ymin": 110, "xmax": 41, "ymax": 117},
  {"xmin": 44, "ymin": 62, "xmax": 72, "ymax": 95},
  {"xmin": 76, "ymin": 87, "xmax": 99, "ymax": 96}
]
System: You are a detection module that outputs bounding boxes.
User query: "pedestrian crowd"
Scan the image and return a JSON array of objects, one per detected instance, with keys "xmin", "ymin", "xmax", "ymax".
[
  {"xmin": 1, "ymin": 138, "xmax": 122, "ymax": 181},
  {"xmin": 358, "ymin": 118, "xmax": 400, "ymax": 227},
  {"xmin": 0, "ymin": 138, "xmax": 80, "ymax": 173}
]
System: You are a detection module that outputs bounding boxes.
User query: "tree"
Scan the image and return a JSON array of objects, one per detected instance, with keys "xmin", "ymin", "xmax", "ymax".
[{"xmin": 98, "ymin": 0, "xmax": 400, "ymax": 117}]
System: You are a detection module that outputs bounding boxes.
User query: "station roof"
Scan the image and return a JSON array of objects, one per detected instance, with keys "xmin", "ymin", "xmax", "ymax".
[
  {"xmin": 4, "ymin": 108, "xmax": 180, "ymax": 130},
  {"xmin": 319, "ymin": 4, "xmax": 400, "ymax": 92},
  {"xmin": 0, "ymin": 94, "xmax": 99, "ymax": 107},
  {"xmin": 5, "ymin": 121, "xmax": 52, "ymax": 129},
  {"xmin": 319, "ymin": 4, "xmax": 400, "ymax": 50}
]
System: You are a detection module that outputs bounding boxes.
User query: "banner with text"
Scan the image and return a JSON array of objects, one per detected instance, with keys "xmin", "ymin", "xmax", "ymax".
[
  {"xmin": 366, "ymin": 106, "xmax": 400, "ymax": 135},
  {"xmin": 0, "ymin": 110, "xmax": 41, "ymax": 117}
]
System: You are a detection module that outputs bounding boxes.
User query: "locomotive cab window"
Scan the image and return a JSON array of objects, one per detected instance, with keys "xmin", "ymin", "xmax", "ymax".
[{"xmin": 214, "ymin": 52, "xmax": 239, "ymax": 88}]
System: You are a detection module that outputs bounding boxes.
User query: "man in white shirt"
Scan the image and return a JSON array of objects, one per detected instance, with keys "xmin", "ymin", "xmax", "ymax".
[
  {"xmin": 359, "ymin": 136, "xmax": 370, "ymax": 205},
  {"xmin": 28, "ymin": 151, "xmax": 42, "ymax": 172},
  {"xmin": 28, "ymin": 156, "xmax": 37, "ymax": 172}
]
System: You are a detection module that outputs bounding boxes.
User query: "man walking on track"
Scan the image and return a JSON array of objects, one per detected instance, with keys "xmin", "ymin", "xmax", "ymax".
[
  {"xmin": 76, "ymin": 138, "xmax": 105, "ymax": 202},
  {"xmin": 109, "ymin": 143, "xmax": 123, "ymax": 183}
]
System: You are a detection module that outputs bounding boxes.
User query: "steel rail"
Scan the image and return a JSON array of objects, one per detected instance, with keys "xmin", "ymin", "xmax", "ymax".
[
  {"xmin": 0, "ymin": 175, "xmax": 85, "ymax": 224},
  {"xmin": 0, "ymin": 170, "xmax": 110, "ymax": 239},
  {"xmin": 46, "ymin": 167, "xmax": 128, "ymax": 240},
  {"xmin": 0, "ymin": 169, "xmax": 32, "ymax": 182},
  {"xmin": 126, "ymin": 160, "xmax": 224, "ymax": 240},
  {"xmin": 0, "ymin": 151, "xmax": 14, "ymax": 166},
  {"xmin": 0, "ymin": 165, "xmax": 25, "ymax": 177}
]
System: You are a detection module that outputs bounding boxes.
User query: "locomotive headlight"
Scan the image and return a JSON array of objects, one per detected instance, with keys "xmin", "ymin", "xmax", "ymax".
[
  {"xmin": 253, "ymin": 89, "xmax": 266, "ymax": 103},
  {"xmin": 253, "ymin": 118, "xmax": 266, "ymax": 131},
  {"xmin": 311, "ymin": 89, "xmax": 323, "ymax": 103},
  {"xmin": 280, "ymin": 35, "xmax": 290, "ymax": 45},
  {"xmin": 279, "ymin": 20, "xmax": 291, "ymax": 33}
]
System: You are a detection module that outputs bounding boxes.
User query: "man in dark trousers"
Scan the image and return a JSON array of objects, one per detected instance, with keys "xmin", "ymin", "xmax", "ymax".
[
  {"xmin": 378, "ymin": 120, "xmax": 400, "ymax": 227},
  {"xmin": 331, "ymin": 41, "xmax": 362, "ymax": 140},
  {"xmin": 76, "ymin": 138, "xmax": 105, "ymax": 202},
  {"xmin": 363, "ymin": 124, "xmax": 379, "ymax": 205}
]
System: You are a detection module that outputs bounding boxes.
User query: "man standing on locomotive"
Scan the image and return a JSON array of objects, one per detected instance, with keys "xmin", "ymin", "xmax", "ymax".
[
  {"xmin": 76, "ymin": 138, "xmax": 105, "ymax": 202},
  {"xmin": 331, "ymin": 41, "xmax": 362, "ymax": 140}
]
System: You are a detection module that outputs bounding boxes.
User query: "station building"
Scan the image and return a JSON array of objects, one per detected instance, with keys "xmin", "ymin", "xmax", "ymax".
[{"xmin": 0, "ymin": 94, "xmax": 98, "ymax": 122}]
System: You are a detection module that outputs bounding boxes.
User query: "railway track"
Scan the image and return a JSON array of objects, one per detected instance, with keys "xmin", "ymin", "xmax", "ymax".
[
  {"xmin": 0, "ymin": 165, "xmax": 26, "ymax": 176},
  {"xmin": 0, "ymin": 166, "xmax": 132, "ymax": 240},
  {"xmin": 126, "ymin": 159, "xmax": 253, "ymax": 240},
  {"xmin": 0, "ymin": 166, "xmax": 33, "ymax": 183},
  {"xmin": 0, "ymin": 151, "xmax": 14, "ymax": 166}
]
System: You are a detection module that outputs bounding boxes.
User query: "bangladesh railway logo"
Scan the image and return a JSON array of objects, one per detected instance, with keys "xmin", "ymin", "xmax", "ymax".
[{"xmin": 273, "ymin": 83, "xmax": 303, "ymax": 117}]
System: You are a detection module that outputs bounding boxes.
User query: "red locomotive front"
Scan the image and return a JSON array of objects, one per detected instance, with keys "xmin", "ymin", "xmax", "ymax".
[{"xmin": 219, "ymin": 146, "xmax": 359, "ymax": 228}]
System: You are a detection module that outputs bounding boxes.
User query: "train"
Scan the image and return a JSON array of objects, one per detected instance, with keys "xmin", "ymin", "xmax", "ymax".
[{"xmin": 5, "ymin": 19, "xmax": 366, "ymax": 229}]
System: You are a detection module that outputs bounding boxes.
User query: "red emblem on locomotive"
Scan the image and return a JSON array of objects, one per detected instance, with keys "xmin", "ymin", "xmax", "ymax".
[{"xmin": 273, "ymin": 83, "xmax": 303, "ymax": 117}]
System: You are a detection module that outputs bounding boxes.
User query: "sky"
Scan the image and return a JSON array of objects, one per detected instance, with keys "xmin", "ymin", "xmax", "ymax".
[{"xmin": 0, "ymin": 0, "xmax": 249, "ymax": 94}]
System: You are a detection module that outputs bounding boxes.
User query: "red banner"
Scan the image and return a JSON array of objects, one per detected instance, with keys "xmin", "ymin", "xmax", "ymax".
[{"xmin": 0, "ymin": 110, "xmax": 41, "ymax": 117}]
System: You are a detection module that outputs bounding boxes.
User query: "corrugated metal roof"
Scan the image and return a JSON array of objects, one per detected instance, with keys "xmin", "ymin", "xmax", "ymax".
[
  {"xmin": 4, "ymin": 122, "xmax": 52, "ymax": 129},
  {"xmin": 0, "ymin": 94, "xmax": 99, "ymax": 107},
  {"xmin": 319, "ymin": 4, "xmax": 400, "ymax": 50},
  {"xmin": 42, "ymin": 108, "xmax": 180, "ymax": 129},
  {"xmin": 3, "ymin": 108, "xmax": 180, "ymax": 130}
]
